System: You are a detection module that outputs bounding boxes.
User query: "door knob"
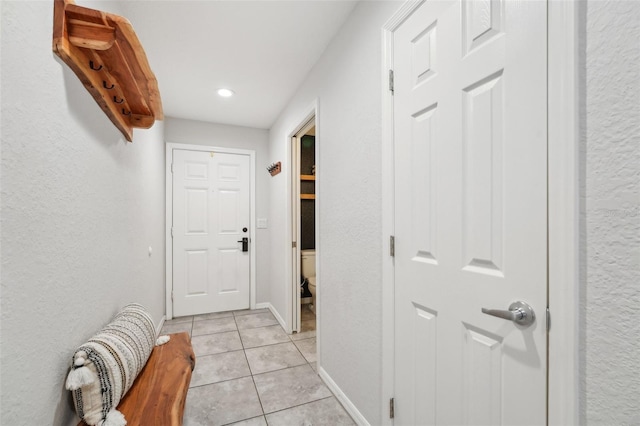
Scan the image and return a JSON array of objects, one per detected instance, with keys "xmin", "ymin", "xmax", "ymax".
[
  {"xmin": 481, "ymin": 301, "xmax": 536, "ymax": 326},
  {"xmin": 237, "ymin": 237, "xmax": 248, "ymax": 252}
]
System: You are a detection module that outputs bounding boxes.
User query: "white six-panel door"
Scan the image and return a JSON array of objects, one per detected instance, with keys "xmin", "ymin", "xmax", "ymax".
[
  {"xmin": 172, "ymin": 149, "xmax": 251, "ymax": 317},
  {"xmin": 393, "ymin": 0, "xmax": 547, "ymax": 424}
]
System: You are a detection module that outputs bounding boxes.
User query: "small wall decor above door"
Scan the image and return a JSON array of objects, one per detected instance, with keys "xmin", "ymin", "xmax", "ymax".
[{"xmin": 52, "ymin": 0, "xmax": 163, "ymax": 142}]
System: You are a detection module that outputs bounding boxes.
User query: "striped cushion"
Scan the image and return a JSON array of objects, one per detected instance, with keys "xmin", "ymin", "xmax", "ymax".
[{"xmin": 67, "ymin": 304, "xmax": 156, "ymax": 425}]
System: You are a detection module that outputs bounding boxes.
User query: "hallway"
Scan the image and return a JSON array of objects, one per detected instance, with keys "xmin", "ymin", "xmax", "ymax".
[{"xmin": 161, "ymin": 308, "xmax": 353, "ymax": 426}]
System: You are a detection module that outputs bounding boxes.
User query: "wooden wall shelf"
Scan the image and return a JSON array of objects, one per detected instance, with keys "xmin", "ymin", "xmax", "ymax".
[
  {"xmin": 300, "ymin": 175, "xmax": 316, "ymax": 181},
  {"xmin": 300, "ymin": 194, "xmax": 316, "ymax": 200},
  {"xmin": 52, "ymin": 0, "xmax": 163, "ymax": 142}
]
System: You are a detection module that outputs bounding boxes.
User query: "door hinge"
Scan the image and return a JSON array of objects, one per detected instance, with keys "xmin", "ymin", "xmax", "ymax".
[
  {"xmin": 292, "ymin": 241, "xmax": 297, "ymax": 248},
  {"xmin": 388, "ymin": 69, "xmax": 394, "ymax": 94},
  {"xmin": 171, "ymin": 291, "xmax": 174, "ymax": 302},
  {"xmin": 546, "ymin": 307, "xmax": 551, "ymax": 332},
  {"xmin": 390, "ymin": 397, "xmax": 395, "ymax": 419},
  {"xmin": 171, "ymin": 227, "xmax": 174, "ymax": 238},
  {"xmin": 170, "ymin": 163, "xmax": 174, "ymax": 173},
  {"xmin": 390, "ymin": 235, "xmax": 395, "ymax": 257}
]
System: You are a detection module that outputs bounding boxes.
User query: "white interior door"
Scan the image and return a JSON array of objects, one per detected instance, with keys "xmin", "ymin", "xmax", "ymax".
[
  {"xmin": 172, "ymin": 149, "xmax": 251, "ymax": 317},
  {"xmin": 291, "ymin": 134, "xmax": 301, "ymax": 333},
  {"xmin": 291, "ymin": 116, "xmax": 315, "ymax": 333},
  {"xmin": 393, "ymin": 0, "xmax": 547, "ymax": 424}
]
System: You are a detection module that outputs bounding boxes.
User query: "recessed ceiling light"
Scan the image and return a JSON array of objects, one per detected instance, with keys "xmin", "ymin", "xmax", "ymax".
[{"xmin": 217, "ymin": 88, "xmax": 235, "ymax": 98}]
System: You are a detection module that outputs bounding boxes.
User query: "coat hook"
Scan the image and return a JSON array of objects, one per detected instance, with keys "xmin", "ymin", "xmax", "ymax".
[
  {"xmin": 267, "ymin": 161, "xmax": 282, "ymax": 176},
  {"xmin": 89, "ymin": 60, "xmax": 103, "ymax": 71},
  {"xmin": 113, "ymin": 96, "xmax": 124, "ymax": 104},
  {"xmin": 122, "ymin": 108, "xmax": 131, "ymax": 116},
  {"xmin": 103, "ymin": 81, "xmax": 115, "ymax": 90}
]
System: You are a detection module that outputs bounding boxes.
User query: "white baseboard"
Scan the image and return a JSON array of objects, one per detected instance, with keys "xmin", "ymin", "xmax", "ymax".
[
  {"xmin": 156, "ymin": 315, "xmax": 166, "ymax": 337},
  {"xmin": 256, "ymin": 302, "xmax": 288, "ymax": 331},
  {"xmin": 318, "ymin": 366, "xmax": 370, "ymax": 426}
]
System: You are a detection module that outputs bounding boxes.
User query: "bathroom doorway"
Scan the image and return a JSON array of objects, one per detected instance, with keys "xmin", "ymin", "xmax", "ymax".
[{"xmin": 290, "ymin": 114, "xmax": 317, "ymax": 337}]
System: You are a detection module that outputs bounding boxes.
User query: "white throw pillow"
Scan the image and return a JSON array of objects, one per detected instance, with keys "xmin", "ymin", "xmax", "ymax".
[{"xmin": 65, "ymin": 303, "xmax": 156, "ymax": 426}]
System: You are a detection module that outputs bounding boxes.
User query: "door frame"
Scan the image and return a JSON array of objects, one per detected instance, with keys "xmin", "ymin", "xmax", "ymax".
[
  {"xmin": 380, "ymin": 1, "xmax": 580, "ymax": 424},
  {"xmin": 290, "ymin": 115, "xmax": 317, "ymax": 334},
  {"xmin": 284, "ymin": 100, "xmax": 320, "ymax": 365},
  {"xmin": 165, "ymin": 143, "xmax": 257, "ymax": 320}
]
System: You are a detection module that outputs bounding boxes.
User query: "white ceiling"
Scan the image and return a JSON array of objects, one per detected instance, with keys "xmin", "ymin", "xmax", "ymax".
[{"xmin": 101, "ymin": 1, "xmax": 358, "ymax": 129}]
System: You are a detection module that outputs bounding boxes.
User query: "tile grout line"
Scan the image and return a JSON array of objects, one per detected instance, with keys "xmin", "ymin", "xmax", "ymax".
[
  {"xmin": 262, "ymin": 395, "xmax": 336, "ymax": 417},
  {"xmin": 220, "ymin": 415, "xmax": 268, "ymax": 426},
  {"xmin": 244, "ymin": 339, "xmax": 299, "ymax": 352},
  {"xmin": 293, "ymin": 337, "xmax": 318, "ymax": 365},
  {"xmin": 237, "ymin": 323, "xmax": 281, "ymax": 332},
  {"xmin": 191, "ymin": 327, "xmax": 239, "ymax": 338},
  {"xmin": 192, "ymin": 315, "xmax": 237, "ymax": 337},
  {"xmin": 242, "ymin": 311, "xmax": 318, "ymax": 420},
  {"xmin": 184, "ymin": 309, "xmax": 335, "ymax": 425},
  {"xmin": 196, "ymin": 312, "xmax": 268, "ymax": 426},
  {"xmin": 193, "ymin": 315, "xmax": 234, "ymax": 322},
  {"xmin": 291, "ymin": 337, "xmax": 312, "ymax": 366},
  {"xmin": 184, "ymin": 314, "xmax": 324, "ymax": 425},
  {"xmin": 188, "ymin": 362, "xmax": 319, "ymax": 397},
  {"xmin": 188, "ymin": 372, "xmax": 254, "ymax": 390},
  {"xmin": 234, "ymin": 311, "xmax": 269, "ymax": 420},
  {"xmin": 244, "ymin": 360, "xmax": 310, "ymax": 379}
]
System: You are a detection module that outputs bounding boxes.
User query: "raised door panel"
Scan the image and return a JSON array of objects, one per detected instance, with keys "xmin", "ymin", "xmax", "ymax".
[
  {"xmin": 462, "ymin": 0, "xmax": 504, "ymax": 55},
  {"xmin": 185, "ymin": 189, "xmax": 208, "ymax": 235},
  {"xmin": 461, "ymin": 324, "xmax": 503, "ymax": 425},
  {"xmin": 410, "ymin": 103, "xmax": 439, "ymax": 265},
  {"xmin": 185, "ymin": 250, "xmax": 208, "ymax": 296},
  {"xmin": 461, "ymin": 71, "xmax": 504, "ymax": 277},
  {"xmin": 217, "ymin": 248, "xmax": 241, "ymax": 293},
  {"xmin": 412, "ymin": 303, "xmax": 438, "ymax": 426}
]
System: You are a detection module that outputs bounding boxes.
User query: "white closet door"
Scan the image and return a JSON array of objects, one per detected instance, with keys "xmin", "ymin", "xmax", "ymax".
[{"xmin": 393, "ymin": 0, "xmax": 548, "ymax": 424}]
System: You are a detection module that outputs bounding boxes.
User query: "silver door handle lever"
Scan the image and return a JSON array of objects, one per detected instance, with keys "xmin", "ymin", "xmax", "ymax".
[{"xmin": 481, "ymin": 301, "xmax": 536, "ymax": 327}]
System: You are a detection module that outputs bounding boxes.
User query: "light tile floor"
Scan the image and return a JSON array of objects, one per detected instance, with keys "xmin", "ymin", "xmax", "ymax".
[{"xmin": 161, "ymin": 305, "xmax": 354, "ymax": 426}]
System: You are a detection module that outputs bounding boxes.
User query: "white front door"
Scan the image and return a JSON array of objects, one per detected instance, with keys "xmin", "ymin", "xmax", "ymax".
[
  {"xmin": 172, "ymin": 149, "xmax": 251, "ymax": 317},
  {"xmin": 393, "ymin": 0, "xmax": 547, "ymax": 424}
]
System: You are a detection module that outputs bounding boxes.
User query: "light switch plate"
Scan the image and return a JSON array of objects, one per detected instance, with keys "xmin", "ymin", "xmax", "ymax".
[{"xmin": 257, "ymin": 218, "xmax": 268, "ymax": 229}]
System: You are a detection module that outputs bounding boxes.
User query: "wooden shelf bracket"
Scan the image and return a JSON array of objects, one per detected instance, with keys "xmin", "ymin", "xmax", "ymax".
[{"xmin": 53, "ymin": 0, "xmax": 163, "ymax": 142}]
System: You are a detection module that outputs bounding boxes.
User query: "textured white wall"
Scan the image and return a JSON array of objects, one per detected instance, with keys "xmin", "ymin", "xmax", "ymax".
[
  {"xmin": 165, "ymin": 117, "xmax": 271, "ymax": 303},
  {"xmin": 582, "ymin": 1, "xmax": 640, "ymax": 424},
  {"xmin": 1, "ymin": 2, "xmax": 166, "ymax": 425},
  {"xmin": 268, "ymin": 2, "xmax": 400, "ymax": 424}
]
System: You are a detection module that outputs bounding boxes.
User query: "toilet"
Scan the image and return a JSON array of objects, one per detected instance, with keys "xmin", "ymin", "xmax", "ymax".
[{"xmin": 301, "ymin": 249, "xmax": 316, "ymax": 311}]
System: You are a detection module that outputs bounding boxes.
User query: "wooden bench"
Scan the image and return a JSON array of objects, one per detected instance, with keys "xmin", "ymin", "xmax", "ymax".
[{"xmin": 79, "ymin": 332, "xmax": 196, "ymax": 426}]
